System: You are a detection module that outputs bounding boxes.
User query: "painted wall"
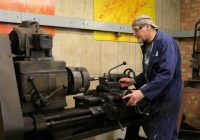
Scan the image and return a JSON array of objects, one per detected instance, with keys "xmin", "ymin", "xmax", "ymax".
[{"xmin": 156, "ymin": 0, "xmax": 180, "ymax": 30}]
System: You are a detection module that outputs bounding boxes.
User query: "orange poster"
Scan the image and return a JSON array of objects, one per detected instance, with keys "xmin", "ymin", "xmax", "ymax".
[{"xmin": 0, "ymin": 0, "xmax": 55, "ymax": 34}]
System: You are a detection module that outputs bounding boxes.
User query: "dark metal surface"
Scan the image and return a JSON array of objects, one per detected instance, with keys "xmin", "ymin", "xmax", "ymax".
[
  {"xmin": 9, "ymin": 21, "xmax": 53, "ymax": 61},
  {"xmin": 55, "ymin": 116, "xmax": 149, "ymax": 140},
  {"xmin": 14, "ymin": 60, "xmax": 68, "ymax": 113},
  {"xmin": 0, "ymin": 34, "xmax": 24, "ymax": 140},
  {"xmin": 67, "ymin": 67, "xmax": 90, "ymax": 94},
  {"xmin": 184, "ymin": 79, "xmax": 200, "ymax": 89}
]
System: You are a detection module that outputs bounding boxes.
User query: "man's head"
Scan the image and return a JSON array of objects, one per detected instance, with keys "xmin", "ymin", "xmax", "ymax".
[{"xmin": 132, "ymin": 15, "xmax": 157, "ymax": 43}]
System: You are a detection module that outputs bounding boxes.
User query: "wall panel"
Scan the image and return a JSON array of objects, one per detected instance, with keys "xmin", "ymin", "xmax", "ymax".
[{"xmin": 156, "ymin": 0, "xmax": 180, "ymax": 30}]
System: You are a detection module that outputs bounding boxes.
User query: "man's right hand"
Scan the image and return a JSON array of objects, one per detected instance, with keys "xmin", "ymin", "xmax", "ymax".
[{"xmin": 119, "ymin": 77, "xmax": 135, "ymax": 87}]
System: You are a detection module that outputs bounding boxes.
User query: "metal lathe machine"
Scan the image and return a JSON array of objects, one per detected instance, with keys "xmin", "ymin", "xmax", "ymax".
[{"xmin": 0, "ymin": 21, "xmax": 150, "ymax": 140}]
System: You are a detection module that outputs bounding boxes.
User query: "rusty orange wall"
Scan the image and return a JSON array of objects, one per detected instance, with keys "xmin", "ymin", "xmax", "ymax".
[{"xmin": 0, "ymin": 0, "xmax": 54, "ymax": 34}]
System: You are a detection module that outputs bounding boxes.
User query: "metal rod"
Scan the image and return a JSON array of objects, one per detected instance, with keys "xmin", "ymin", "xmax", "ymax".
[
  {"xmin": 108, "ymin": 61, "xmax": 126, "ymax": 74},
  {"xmin": 46, "ymin": 115, "xmax": 92, "ymax": 127},
  {"xmin": 45, "ymin": 109, "xmax": 91, "ymax": 121}
]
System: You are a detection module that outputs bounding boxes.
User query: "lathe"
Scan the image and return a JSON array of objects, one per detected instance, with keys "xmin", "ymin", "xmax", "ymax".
[{"xmin": 0, "ymin": 21, "xmax": 150, "ymax": 140}]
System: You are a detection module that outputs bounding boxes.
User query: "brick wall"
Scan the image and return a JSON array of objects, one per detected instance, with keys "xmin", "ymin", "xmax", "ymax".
[
  {"xmin": 181, "ymin": 0, "xmax": 200, "ymax": 30},
  {"xmin": 180, "ymin": 0, "xmax": 200, "ymax": 129},
  {"xmin": 179, "ymin": 39, "xmax": 193, "ymax": 81}
]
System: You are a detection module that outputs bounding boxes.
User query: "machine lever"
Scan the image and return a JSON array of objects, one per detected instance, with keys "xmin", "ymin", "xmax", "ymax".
[
  {"xmin": 28, "ymin": 77, "xmax": 67, "ymax": 107},
  {"xmin": 108, "ymin": 61, "xmax": 126, "ymax": 74},
  {"xmin": 116, "ymin": 119, "xmax": 124, "ymax": 131}
]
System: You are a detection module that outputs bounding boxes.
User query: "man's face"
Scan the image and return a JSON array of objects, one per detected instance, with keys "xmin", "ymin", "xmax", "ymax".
[{"xmin": 132, "ymin": 24, "xmax": 149, "ymax": 43}]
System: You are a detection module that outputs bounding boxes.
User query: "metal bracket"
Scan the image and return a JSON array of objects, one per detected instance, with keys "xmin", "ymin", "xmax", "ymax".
[
  {"xmin": 0, "ymin": 9, "xmax": 132, "ymax": 33},
  {"xmin": 0, "ymin": 9, "xmax": 194, "ymax": 38}
]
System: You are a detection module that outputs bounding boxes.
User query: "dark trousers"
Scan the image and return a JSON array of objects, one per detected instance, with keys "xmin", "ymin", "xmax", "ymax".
[{"xmin": 124, "ymin": 121, "xmax": 149, "ymax": 140}]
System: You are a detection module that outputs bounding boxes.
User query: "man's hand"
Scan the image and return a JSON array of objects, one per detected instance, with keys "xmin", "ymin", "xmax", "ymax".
[
  {"xmin": 119, "ymin": 77, "xmax": 135, "ymax": 87},
  {"xmin": 122, "ymin": 90, "xmax": 145, "ymax": 106}
]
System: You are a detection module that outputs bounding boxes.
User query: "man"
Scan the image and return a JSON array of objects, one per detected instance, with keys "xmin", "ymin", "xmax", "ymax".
[{"xmin": 119, "ymin": 15, "xmax": 182, "ymax": 140}]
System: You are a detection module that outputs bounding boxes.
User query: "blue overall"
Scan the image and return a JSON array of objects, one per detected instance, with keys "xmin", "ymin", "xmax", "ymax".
[{"xmin": 134, "ymin": 30, "xmax": 182, "ymax": 140}]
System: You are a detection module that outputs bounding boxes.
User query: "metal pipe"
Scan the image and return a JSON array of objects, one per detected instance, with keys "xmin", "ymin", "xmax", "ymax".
[
  {"xmin": 46, "ymin": 115, "xmax": 92, "ymax": 127},
  {"xmin": 45, "ymin": 108, "xmax": 91, "ymax": 121},
  {"xmin": 108, "ymin": 61, "xmax": 126, "ymax": 74}
]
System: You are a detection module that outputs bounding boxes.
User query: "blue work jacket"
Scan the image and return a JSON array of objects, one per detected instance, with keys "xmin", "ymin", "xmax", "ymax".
[{"xmin": 134, "ymin": 30, "xmax": 182, "ymax": 139}]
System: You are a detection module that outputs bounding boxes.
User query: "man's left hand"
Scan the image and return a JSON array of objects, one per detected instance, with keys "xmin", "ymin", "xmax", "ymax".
[{"xmin": 122, "ymin": 90, "xmax": 145, "ymax": 106}]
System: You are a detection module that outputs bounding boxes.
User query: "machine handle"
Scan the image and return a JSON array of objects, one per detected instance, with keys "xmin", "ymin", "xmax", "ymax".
[{"xmin": 108, "ymin": 61, "xmax": 126, "ymax": 74}]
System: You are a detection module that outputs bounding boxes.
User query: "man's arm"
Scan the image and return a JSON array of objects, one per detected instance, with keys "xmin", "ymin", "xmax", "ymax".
[{"xmin": 134, "ymin": 72, "xmax": 146, "ymax": 89}]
